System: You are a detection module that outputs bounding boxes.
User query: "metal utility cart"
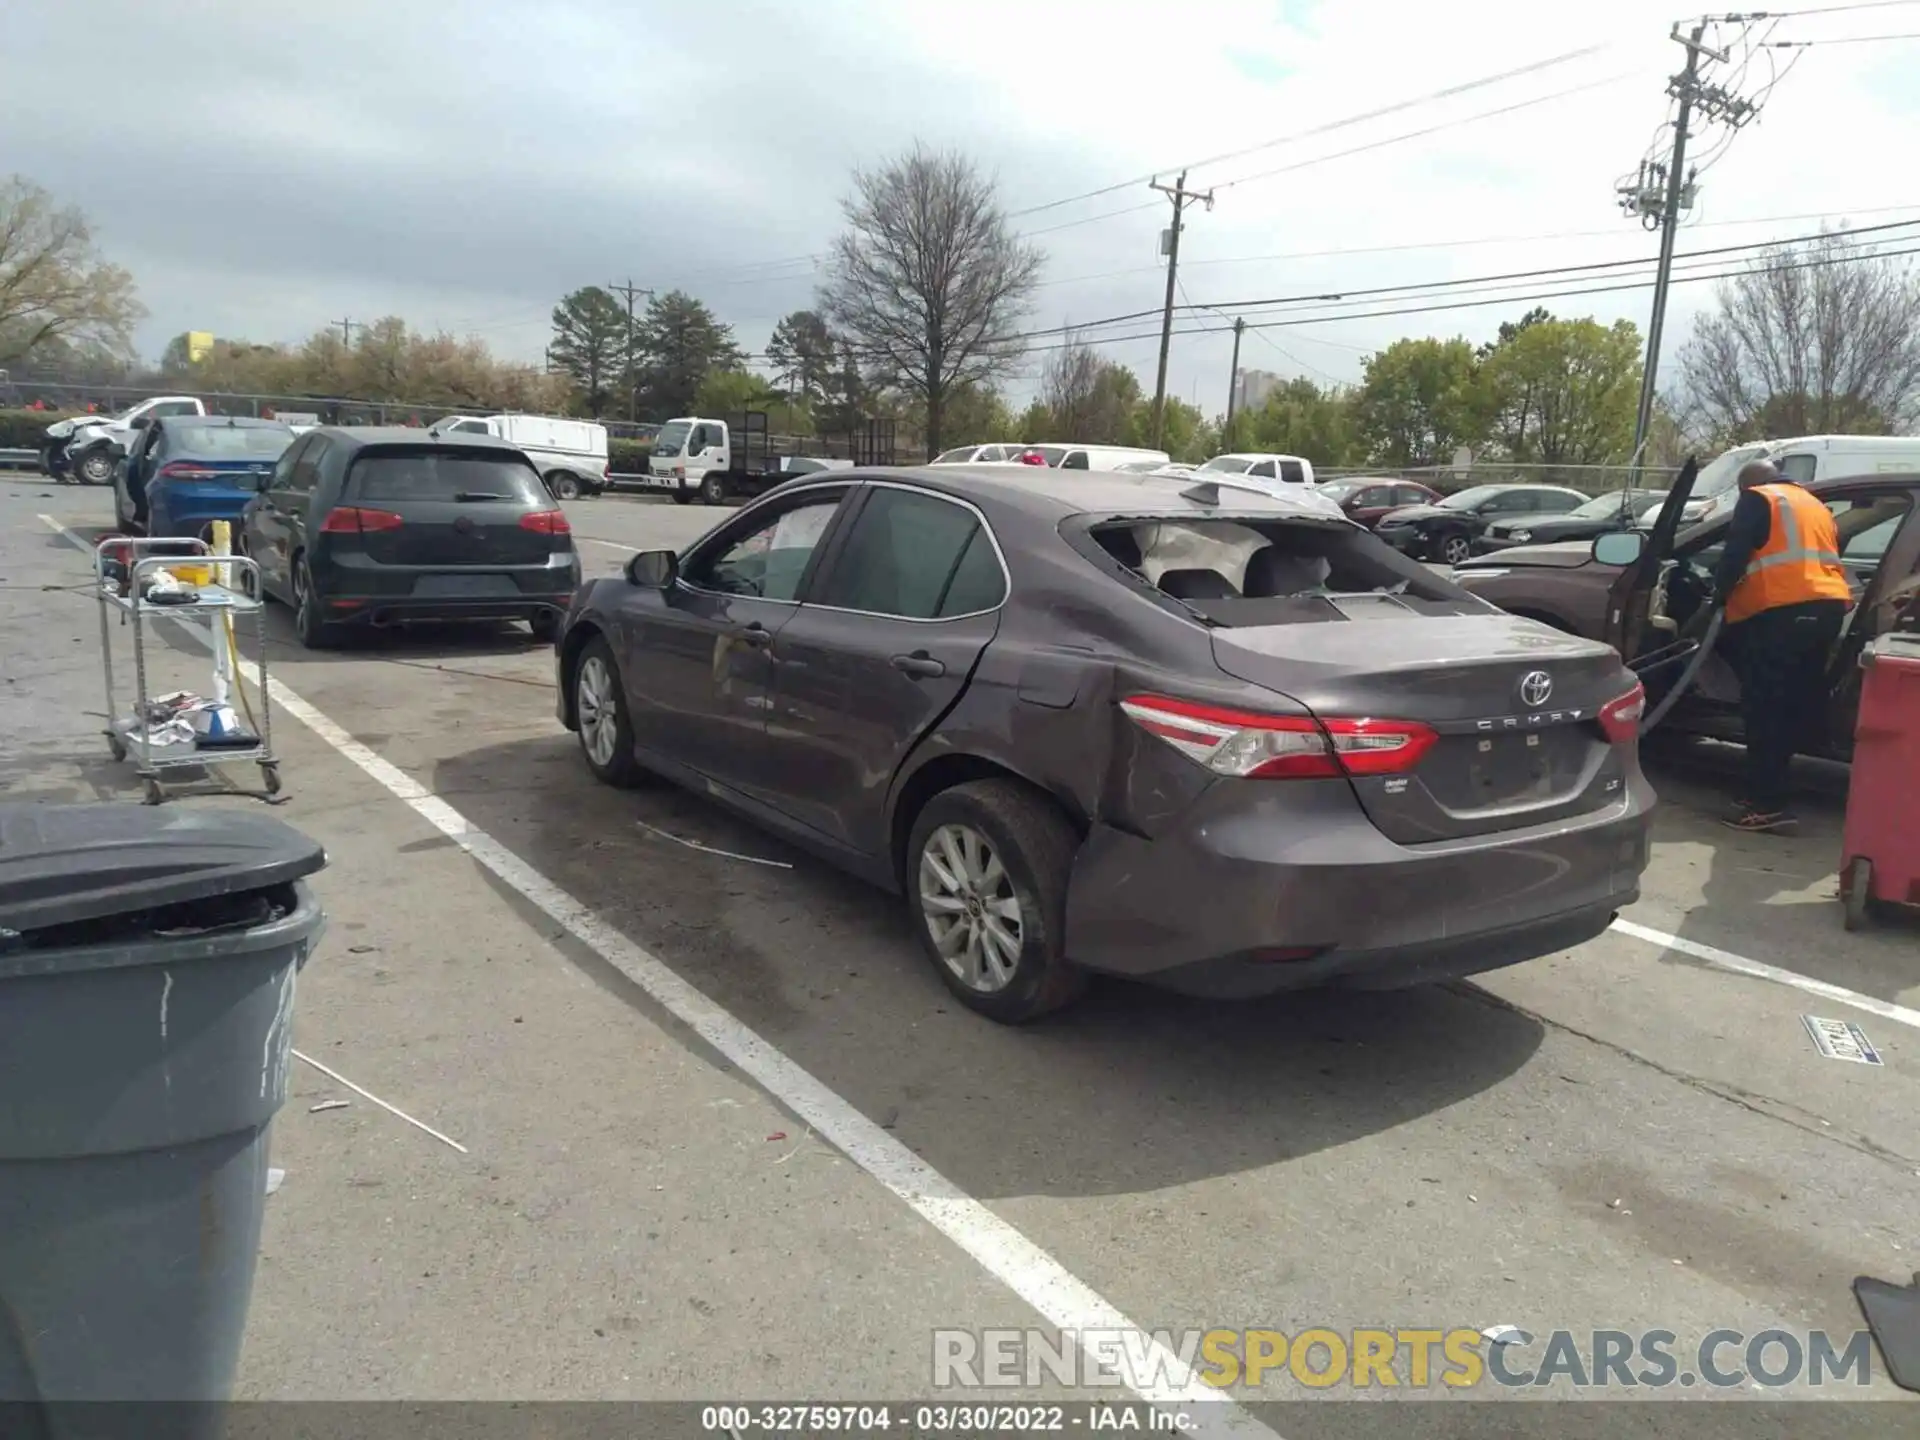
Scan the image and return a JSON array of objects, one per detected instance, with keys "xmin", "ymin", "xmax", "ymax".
[{"xmin": 93, "ymin": 535, "xmax": 283, "ymax": 805}]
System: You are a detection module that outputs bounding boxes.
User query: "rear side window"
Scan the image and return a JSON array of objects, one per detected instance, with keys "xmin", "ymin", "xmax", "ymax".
[
  {"xmin": 348, "ymin": 451, "xmax": 547, "ymax": 506},
  {"xmin": 1777, "ymin": 453, "xmax": 1818, "ymax": 484},
  {"xmin": 169, "ymin": 425, "xmax": 294, "ymax": 457},
  {"xmin": 1278, "ymin": 460, "xmax": 1307, "ymax": 485},
  {"xmin": 1061, "ymin": 451, "xmax": 1090, "ymax": 470},
  {"xmin": 815, "ymin": 488, "xmax": 1005, "ymax": 619}
]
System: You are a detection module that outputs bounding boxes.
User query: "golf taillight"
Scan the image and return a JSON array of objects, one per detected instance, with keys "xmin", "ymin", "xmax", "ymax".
[
  {"xmin": 519, "ymin": 509, "xmax": 571, "ymax": 534},
  {"xmin": 1119, "ymin": 695, "xmax": 1437, "ymax": 780},
  {"xmin": 319, "ymin": 506, "xmax": 404, "ymax": 534},
  {"xmin": 1598, "ymin": 681, "xmax": 1646, "ymax": 744}
]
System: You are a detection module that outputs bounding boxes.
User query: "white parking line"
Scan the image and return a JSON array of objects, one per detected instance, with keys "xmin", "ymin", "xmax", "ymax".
[
  {"xmin": 1610, "ymin": 917, "xmax": 1920, "ymax": 1031},
  {"xmin": 44, "ymin": 514, "xmax": 1273, "ymax": 1435},
  {"xmin": 576, "ymin": 536, "xmax": 639, "ymax": 551}
]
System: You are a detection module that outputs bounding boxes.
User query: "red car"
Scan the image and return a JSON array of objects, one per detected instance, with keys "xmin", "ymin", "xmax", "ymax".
[{"xmin": 1313, "ymin": 477, "xmax": 1442, "ymax": 529}]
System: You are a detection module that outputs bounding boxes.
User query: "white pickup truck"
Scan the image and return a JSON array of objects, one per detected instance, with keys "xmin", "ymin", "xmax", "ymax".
[
  {"xmin": 429, "ymin": 412, "xmax": 611, "ymax": 499},
  {"xmin": 47, "ymin": 395, "xmax": 208, "ymax": 484}
]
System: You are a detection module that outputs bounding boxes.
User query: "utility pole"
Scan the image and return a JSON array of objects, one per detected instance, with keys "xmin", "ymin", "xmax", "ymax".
[
  {"xmin": 607, "ymin": 280, "xmax": 655, "ymax": 422},
  {"xmin": 1224, "ymin": 317, "xmax": 1246, "ymax": 437},
  {"xmin": 1619, "ymin": 21, "xmax": 1755, "ymax": 470},
  {"xmin": 1148, "ymin": 171, "xmax": 1213, "ymax": 450},
  {"xmin": 333, "ymin": 318, "xmax": 357, "ymax": 346}
]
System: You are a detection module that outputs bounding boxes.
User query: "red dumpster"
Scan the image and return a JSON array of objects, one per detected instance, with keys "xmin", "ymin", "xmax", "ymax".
[{"xmin": 1840, "ymin": 631, "xmax": 1920, "ymax": 929}]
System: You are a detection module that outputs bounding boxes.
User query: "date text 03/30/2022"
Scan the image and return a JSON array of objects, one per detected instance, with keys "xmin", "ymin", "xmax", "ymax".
[{"xmin": 702, "ymin": 1404, "xmax": 1194, "ymax": 1433}]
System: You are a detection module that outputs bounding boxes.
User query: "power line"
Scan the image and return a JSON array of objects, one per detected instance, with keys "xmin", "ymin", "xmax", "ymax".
[
  {"xmin": 1762, "ymin": 28, "xmax": 1920, "ymax": 41},
  {"xmin": 1004, "ymin": 42, "xmax": 1614, "ymax": 220},
  {"xmin": 1719, "ymin": 0, "xmax": 1920, "ymax": 16},
  {"xmin": 1006, "ymin": 238, "xmax": 1920, "ymax": 356},
  {"xmin": 1014, "ymin": 215, "xmax": 1920, "ymax": 343}
]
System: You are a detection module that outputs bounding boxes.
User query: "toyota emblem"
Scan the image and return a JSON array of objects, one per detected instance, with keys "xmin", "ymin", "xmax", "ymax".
[{"xmin": 1519, "ymin": 670, "xmax": 1553, "ymax": 707}]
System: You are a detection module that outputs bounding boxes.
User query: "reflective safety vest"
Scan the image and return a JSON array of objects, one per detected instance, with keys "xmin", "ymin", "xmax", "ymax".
[{"xmin": 1724, "ymin": 483, "xmax": 1853, "ymax": 624}]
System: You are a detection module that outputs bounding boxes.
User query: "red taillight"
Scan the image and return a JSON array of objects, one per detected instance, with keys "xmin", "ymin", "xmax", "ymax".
[
  {"xmin": 319, "ymin": 506, "xmax": 404, "ymax": 534},
  {"xmin": 1598, "ymin": 681, "xmax": 1646, "ymax": 745},
  {"xmin": 519, "ymin": 509, "xmax": 571, "ymax": 534},
  {"xmin": 156, "ymin": 462, "xmax": 220, "ymax": 481},
  {"xmin": 1119, "ymin": 695, "xmax": 1437, "ymax": 780}
]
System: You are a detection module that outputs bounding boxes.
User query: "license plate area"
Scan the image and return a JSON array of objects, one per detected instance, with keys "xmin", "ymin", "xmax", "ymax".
[
  {"xmin": 413, "ymin": 573, "xmax": 516, "ymax": 597},
  {"xmin": 1428, "ymin": 730, "xmax": 1591, "ymax": 809}
]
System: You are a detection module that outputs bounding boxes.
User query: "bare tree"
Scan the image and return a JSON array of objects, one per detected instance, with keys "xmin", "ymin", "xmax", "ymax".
[
  {"xmin": 1674, "ymin": 231, "xmax": 1920, "ymax": 441},
  {"xmin": 820, "ymin": 144, "xmax": 1043, "ymax": 457},
  {"xmin": 0, "ymin": 176, "xmax": 144, "ymax": 366},
  {"xmin": 1040, "ymin": 332, "xmax": 1102, "ymax": 438}
]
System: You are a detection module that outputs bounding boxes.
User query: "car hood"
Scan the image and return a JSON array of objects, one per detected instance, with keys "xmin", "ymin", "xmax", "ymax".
[
  {"xmin": 1454, "ymin": 540, "xmax": 1599, "ymax": 571},
  {"xmin": 45, "ymin": 418, "xmax": 105, "ymax": 439},
  {"xmin": 1374, "ymin": 504, "xmax": 1459, "ymax": 525}
]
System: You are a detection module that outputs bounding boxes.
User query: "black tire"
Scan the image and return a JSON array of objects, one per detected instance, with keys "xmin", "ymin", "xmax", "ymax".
[
  {"xmin": 572, "ymin": 636, "xmax": 642, "ymax": 786},
  {"xmin": 904, "ymin": 779, "xmax": 1086, "ymax": 1023},
  {"xmin": 528, "ymin": 609, "xmax": 562, "ymax": 643},
  {"xmin": 76, "ymin": 448, "xmax": 114, "ymax": 486},
  {"xmin": 292, "ymin": 556, "xmax": 338, "ymax": 649},
  {"xmin": 548, "ymin": 472, "xmax": 581, "ymax": 501},
  {"xmin": 700, "ymin": 474, "xmax": 726, "ymax": 506}
]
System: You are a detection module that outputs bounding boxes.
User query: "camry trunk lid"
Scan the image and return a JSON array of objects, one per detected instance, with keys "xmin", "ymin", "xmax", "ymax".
[{"xmin": 1211, "ymin": 615, "xmax": 1638, "ymax": 844}]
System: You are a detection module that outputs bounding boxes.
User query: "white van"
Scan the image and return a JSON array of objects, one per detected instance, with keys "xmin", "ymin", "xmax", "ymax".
[
  {"xmin": 1695, "ymin": 435, "xmax": 1920, "ymax": 521},
  {"xmin": 1196, "ymin": 452, "xmax": 1316, "ymax": 486},
  {"xmin": 429, "ymin": 413, "xmax": 610, "ymax": 499},
  {"xmin": 1009, "ymin": 443, "xmax": 1172, "ymax": 471}
]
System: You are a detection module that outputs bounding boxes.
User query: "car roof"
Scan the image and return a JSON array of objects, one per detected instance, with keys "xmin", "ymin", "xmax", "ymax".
[
  {"xmin": 163, "ymin": 414, "xmax": 287, "ymax": 429},
  {"xmin": 308, "ymin": 425, "xmax": 525, "ymax": 453},
  {"xmin": 820, "ymin": 463, "xmax": 1345, "ymax": 522}
]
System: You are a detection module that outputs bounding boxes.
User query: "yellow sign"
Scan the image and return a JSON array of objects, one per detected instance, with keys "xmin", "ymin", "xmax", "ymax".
[{"xmin": 187, "ymin": 331, "xmax": 215, "ymax": 364}]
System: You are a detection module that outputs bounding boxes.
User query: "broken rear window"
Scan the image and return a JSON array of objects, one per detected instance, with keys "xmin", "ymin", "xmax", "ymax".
[{"xmin": 1072, "ymin": 516, "xmax": 1492, "ymax": 625}]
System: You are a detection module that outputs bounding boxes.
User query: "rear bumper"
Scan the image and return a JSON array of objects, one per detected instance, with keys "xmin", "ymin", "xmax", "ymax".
[
  {"xmin": 147, "ymin": 489, "xmax": 253, "ymax": 538},
  {"xmin": 1063, "ymin": 776, "xmax": 1654, "ymax": 999},
  {"xmin": 324, "ymin": 596, "xmax": 569, "ymax": 625},
  {"xmin": 316, "ymin": 551, "xmax": 579, "ymax": 623}
]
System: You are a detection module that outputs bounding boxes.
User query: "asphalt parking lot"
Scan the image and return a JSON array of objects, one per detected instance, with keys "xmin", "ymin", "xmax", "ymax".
[{"xmin": 2, "ymin": 476, "xmax": 1916, "ymax": 1432}]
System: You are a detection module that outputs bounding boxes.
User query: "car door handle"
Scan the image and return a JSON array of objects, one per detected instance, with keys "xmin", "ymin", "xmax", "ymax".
[
  {"xmin": 891, "ymin": 651, "xmax": 946, "ymax": 678},
  {"xmin": 733, "ymin": 622, "xmax": 773, "ymax": 647}
]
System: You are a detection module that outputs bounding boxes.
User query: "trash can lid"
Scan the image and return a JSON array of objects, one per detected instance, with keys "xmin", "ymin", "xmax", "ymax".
[{"xmin": 0, "ymin": 803, "xmax": 328, "ymax": 935}]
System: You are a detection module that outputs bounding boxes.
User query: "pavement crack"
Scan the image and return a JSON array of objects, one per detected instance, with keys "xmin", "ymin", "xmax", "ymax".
[{"xmin": 1447, "ymin": 981, "xmax": 1920, "ymax": 1174}]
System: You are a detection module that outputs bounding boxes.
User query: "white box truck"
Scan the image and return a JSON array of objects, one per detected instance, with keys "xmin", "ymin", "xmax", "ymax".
[{"xmin": 429, "ymin": 413, "xmax": 610, "ymax": 499}]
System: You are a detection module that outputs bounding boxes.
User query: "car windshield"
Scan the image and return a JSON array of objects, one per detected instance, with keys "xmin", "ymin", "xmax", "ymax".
[
  {"xmin": 348, "ymin": 451, "xmax": 548, "ymax": 505},
  {"xmin": 1199, "ymin": 456, "xmax": 1254, "ymax": 474},
  {"xmin": 1691, "ymin": 444, "xmax": 1769, "ymax": 498},
  {"xmin": 652, "ymin": 421, "xmax": 693, "ymax": 457},
  {"xmin": 1082, "ymin": 515, "xmax": 1487, "ymax": 626},
  {"xmin": 932, "ymin": 447, "xmax": 978, "ymax": 464},
  {"xmin": 1313, "ymin": 479, "xmax": 1367, "ymax": 500},
  {"xmin": 1436, "ymin": 486, "xmax": 1503, "ymax": 510},
  {"xmin": 170, "ymin": 424, "xmax": 294, "ymax": 457}
]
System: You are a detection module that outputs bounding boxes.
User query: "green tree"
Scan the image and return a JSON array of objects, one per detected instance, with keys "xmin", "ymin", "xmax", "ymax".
[
  {"xmin": 1241, "ymin": 377, "xmax": 1362, "ymax": 465},
  {"xmin": 820, "ymin": 144, "xmax": 1045, "ymax": 457},
  {"xmin": 695, "ymin": 367, "xmax": 783, "ymax": 416},
  {"xmin": 1129, "ymin": 396, "xmax": 1212, "ymax": 463},
  {"xmin": 913, "ymin": 381, "xmax": 1015, "ymax": 450},
  {"xmin": 1480, "ymin": 316, "xmax": 1642, "ymax": 468},
  {"xmin": 1035, "ymin": 336, "xmax": 1144, "ymax": 444},
  {"xmin": 765, "ymin": 310, "xmax": 837, "ymax": 404},
  {"xmin": 632, "ymin": 290, "xmax": 744, "ymax": 420},
  {"xmin": 0, "ymin": 176, "xmax": 144, "ymax": 366},
  {"xmin": 1352, "ymin": 337, "xmax": 1483, "ymax": 467},
  {"xmin": 550, "ymin": 286, "xmax": 630, "ymax": 417}
]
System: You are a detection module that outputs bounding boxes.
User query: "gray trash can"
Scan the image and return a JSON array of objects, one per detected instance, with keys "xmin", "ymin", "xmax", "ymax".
[{"xmin": 0, "ymin": 802, "xmax": 327, "ymax": 1436}]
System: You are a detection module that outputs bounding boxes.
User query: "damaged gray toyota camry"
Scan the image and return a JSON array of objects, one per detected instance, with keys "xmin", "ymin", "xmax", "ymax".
[{"xmin": 555, "ymin": 465, "xmax": 1653, "ymax": 1023}]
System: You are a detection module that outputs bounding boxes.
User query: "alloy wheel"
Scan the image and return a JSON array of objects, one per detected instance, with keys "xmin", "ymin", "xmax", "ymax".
[
  {"xmin": 918, "ymin": 823, "xmax": 1024, "ymax": 993},
  {"xmin": 1443, "ymin": 535, "xmax": 1472, "ymax": 565},
  {"xmin": 577, "ymin": 655, "xmax": 620, "ymax": 768}
]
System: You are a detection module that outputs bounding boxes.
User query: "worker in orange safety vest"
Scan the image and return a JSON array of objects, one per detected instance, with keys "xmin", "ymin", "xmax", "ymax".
[{"xmin": 1709, "ymin": 458, "xmax": 1853, "ymax": 833}]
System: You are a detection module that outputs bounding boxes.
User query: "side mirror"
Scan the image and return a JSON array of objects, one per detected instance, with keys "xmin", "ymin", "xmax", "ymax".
[
  {"xmin": 1593, "ymin": 531, "xmax": 1644, "ymax": 567},
  {"xmin": 130, "ymin": 415, "xmax": 151, "ymax": 430},
  {"xmin": 626, "ymin": 549, "xmax": 677, "ymax": 588}
]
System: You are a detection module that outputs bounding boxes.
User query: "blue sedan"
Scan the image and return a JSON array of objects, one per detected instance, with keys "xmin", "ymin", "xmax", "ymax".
[{"xmin": 116, "ymin": 416, "xmax": 297, "ymax": 539}]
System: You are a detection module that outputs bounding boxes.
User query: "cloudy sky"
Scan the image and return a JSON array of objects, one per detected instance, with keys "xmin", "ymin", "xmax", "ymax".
[{"xmin": 5, "ymin": 0, "xmax": 1918, "ymax": 413}]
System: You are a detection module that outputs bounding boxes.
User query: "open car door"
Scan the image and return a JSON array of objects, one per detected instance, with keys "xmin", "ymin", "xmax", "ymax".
[
  {"xmin": 1603, "ymin": 457, "xmax": 1699, "ymax": 660},
  {"xmin": 1821, "ymin": 492, "xmax": 1920, "ymax": 757}
]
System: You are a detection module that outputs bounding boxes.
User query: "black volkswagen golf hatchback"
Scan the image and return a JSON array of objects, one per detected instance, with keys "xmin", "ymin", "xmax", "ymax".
[{"xmin": 238, "ymin": 427, "xmax": 580, "ymax": 648}]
